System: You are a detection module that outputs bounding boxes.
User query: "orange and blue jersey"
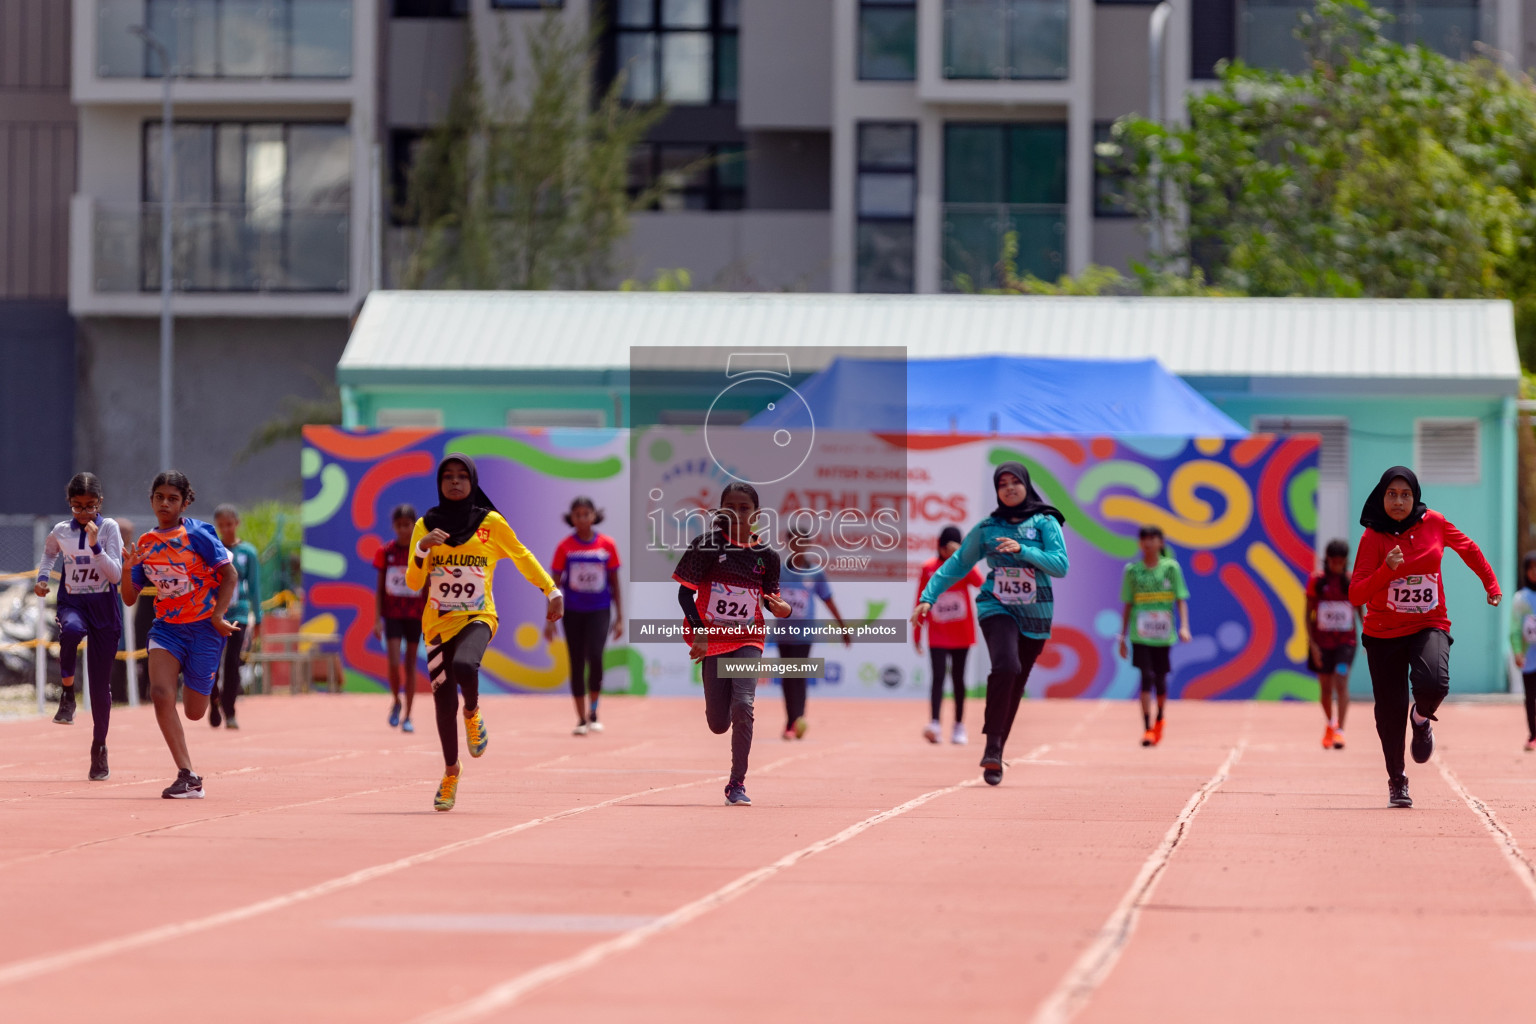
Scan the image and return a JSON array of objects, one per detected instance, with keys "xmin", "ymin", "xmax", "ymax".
[{"xmin": 130, "ymin": 517, "xmax": 231, "ymax": 625}]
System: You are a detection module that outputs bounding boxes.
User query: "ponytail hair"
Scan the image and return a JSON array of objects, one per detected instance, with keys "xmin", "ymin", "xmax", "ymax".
[
  {"xmin": 67, "ymin": 472, "xmax": 104, "ymax": 501},
  {"xmin": 563, "ymin": 496, "xmax": 605, "ymax": 527},
  {"xmin": 150, "ymin": 471, "xmax": 194, "ymax": 506}
]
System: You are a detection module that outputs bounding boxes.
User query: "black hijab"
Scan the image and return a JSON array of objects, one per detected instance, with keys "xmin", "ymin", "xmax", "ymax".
[
  {"xmin": 991, "ymin": 462, "xmax": 1065, "ymax": 525},
  {"xmin": 423, "ymin": 454, "xmax": 499, "ymax": 547},
  {"xmin": 1359, "ymin": 465, "xmax": 1427, "ymax": 536}
]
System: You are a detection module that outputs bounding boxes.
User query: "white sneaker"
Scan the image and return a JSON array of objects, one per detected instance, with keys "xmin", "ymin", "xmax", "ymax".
[
  {"xmin": 923, "ymin": 720, "xmax": 942, "ymax": 744},
  {"xmin": 573, "ymin": 723, "xmax": 589, "ymax": 736},
  {"xmin": 589, "ymin": 720, "xmax": 604, "ymax": 733},
  {"xmin": 951, "ymin": 722, "xmax": 969, "ymax": 745}
]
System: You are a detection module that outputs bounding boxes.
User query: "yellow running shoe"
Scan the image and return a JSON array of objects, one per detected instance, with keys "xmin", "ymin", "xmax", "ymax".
[
  {"xmin": 434, "ymin": 763, "xmax": 461, "ymax": 812},
  {"xmin": 465, "ymin": 708, "xmax": 488, "ymax": 757}
]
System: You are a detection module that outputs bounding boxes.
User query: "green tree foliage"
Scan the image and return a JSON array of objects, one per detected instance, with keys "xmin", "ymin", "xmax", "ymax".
[
  {"xmin": 1106, "ymin": 0, "xmax": 1536, "ymax": 361},
  {"xmin": 399, "ymin": 12, "xmax": 670, "ymax": 290}
]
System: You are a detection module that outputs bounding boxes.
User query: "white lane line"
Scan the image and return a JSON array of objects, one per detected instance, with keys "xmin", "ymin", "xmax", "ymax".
[
  {"xmin": 0, "ymin": 747, "xmax": 827, "ymax": 989},
  {"xmin": 1435, "ymin": 755, "xmax": 1536, "ymax": 908},
  {"xmin": 1030, "ymin": 741, "xmax": 1247, "ymax": 1024},
  {"xmin": 408, "ymin": 742, "xmax": 1053, "ymax": 1024}
]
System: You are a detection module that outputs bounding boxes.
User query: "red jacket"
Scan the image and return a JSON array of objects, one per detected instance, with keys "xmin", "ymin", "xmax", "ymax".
[
  {"xmin": 1349, "ymin": 510, "xmax": 1500, "ymax": 639},
  {"xmin": 915, "ymin": 557, "xmax": 985, "ymax": 649}
]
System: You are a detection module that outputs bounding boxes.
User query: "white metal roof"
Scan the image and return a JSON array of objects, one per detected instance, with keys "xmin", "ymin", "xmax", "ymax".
[{"xmin": 340, "ymin": 291, "xmax": 1520, "ymax": 384}]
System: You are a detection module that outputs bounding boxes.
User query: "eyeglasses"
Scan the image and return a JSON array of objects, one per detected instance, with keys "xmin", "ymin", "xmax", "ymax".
[{"xmin": 69, "ymin": 503, "xmax": 101, "ymax": 514}]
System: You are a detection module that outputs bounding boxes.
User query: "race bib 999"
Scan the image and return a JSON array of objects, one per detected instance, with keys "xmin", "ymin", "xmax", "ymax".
[{"xmin": 430, "ymin": 565, "xmax": 486, "ymax": 612}]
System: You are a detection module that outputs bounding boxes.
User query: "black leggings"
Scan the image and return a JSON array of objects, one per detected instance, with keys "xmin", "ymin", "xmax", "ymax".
[
  {"xmin": 929, "ymin": 647, "xmax": 968, "ymax": 722},
  {"xmin": 980, "ymin": 616, "xmax": 1046, "ymax": 755},
  {"xmin": 57, "ymin": 610, "xmax": 119, "ymax": 746},
  {"xmin": 563, "ymin": 608, "xmax": 610, "ymax": 698},
  {"xmin": 428, "ymin": 622, "xmax": 491, "ymax": 768},
  {"xmin": 1363, "ymin": 628, "xmax": 1451, "ymax": 782},
  {"xmin": 777, "ymin": 642, "xmax": 812, "ymax": 728},
  {"xmin": 210, "ymin": 622, "xmax": 247, "ymax": 720},
  {"xmin": 703, "ymin": 646, "xmax": 758, "ymax": 783},
  {"xmin": 1524, "ymin": 672, "xmax": 1536, "ymax": 741}
]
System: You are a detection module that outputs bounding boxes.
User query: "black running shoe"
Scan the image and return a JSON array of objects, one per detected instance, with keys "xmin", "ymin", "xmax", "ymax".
[
  {"xmin": 89, "ymin": 743, "xmax": 109, "ymax": 781},
  {"xmin": 162, "ymin": 769, "xmax": 205, "ymax": 799},
  {"xmin": 209, "ymin": 702, "xmax": 222, "ymax": 728},
  {"xmin": 724, "ymin": 781, "xmax": 751, "ymax": 806},
  {"xmin": 224, "ymin": 715, "xmax": 239, "ymax": 730},
  {"xmin": 1410, "ymin": 708, "xmax": 1434, "ymax": 764},
  {"xmin": 53, "ymin": 688, "xmax": 76, "ymax": 725},
  {"xmin": 979, "ymin": 746, "xmax": 1003, "ymax": 772},
  {"xmin": 1389, "ymin": 777, "xmax": 1412, "ymax": 808},
  {"xmin": 983, "ymin": 767, "xmax": 1003, "ymax": 786}
]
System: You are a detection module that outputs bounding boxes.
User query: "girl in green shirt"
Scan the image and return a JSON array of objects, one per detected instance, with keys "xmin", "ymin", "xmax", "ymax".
[
  {"xmin": 1118, "ymin": 526, "xmax": 1190, "ymax": 748},
  {"xmin": 212, "ymin": 504, "xmax": 262, "ymax": 730}
]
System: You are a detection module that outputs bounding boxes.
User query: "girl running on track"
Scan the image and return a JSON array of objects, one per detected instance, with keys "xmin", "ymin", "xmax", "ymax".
[
  {"xmin": 674, "ymin": 482, "xmax": 791, "ymax": 806},
  {"xmin": 772, "ymin": 522, "xmax": 852, "ymax": 741},
  {"xmin": 914, "ymin": 524, "xmax": 984, "ymax": 745},
  {"xmin": 210, "ymin": 504, "xmax": 261, "ymax": 730},
  {"xmin": 1351, "ymin": 466, "xmax": 1500, "ymax": 808},
  {"xmin": 1510, "ymin": 553, "xmax": 1536, "ymax": 752},
  {"xmin": 374, "ymin": 503, "xmax": 427, "ymax": 733},
  {"xmin": 405, "ymin": 455, "xmax": 562, "ymax": 812},
  {"xmin": 1307, "ymin": 538, "xmax": 1358, "ymax": 750},
  {"xmin": 1118, "ymin": 526, "xmax": 1191, "ymax": 748},
  {"xmin": 546, "ymin": 497, "xmax": 623, "ymax": 736},
  {"xmin": 912, "ymin": 463, "xmax": 1069, "ymax": 786},
  {"xmin": 119, "ymin": 472, "xmax": 238, "ymax": 799},
  {"xmin": 34, "ymin": 472, "xmax": 123, "ymax": 780}
]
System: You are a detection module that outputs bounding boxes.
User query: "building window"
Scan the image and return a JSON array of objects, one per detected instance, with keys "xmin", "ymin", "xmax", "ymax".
[
  {"xmin": 389, "ymin": 129, "xmax": 427, "ymax": 226},
  {"xmin": 1236, "ymin": 0, "xmax": 1482, "ymax": 73},
  {"xmin": 1415, "ymin": 418, "xmax": 1481, "ymax": 484},
  {"xmin": 139, "ymin": 121, "xmax": 351, "ymax": 292},
  {"xmin": 98, "ymin": 0, "xmax": 353, "ymax": 79},
  {"xmin": 1093, "ymin": 123, "xmax": 1133, "ymax": 218},
  {"xmin": 942, "ymin": 122, "xmax": 1066, "ymax": 289},
  {"xmin": 605, "ymin": 0, "xmax": 739, "ymax": 105},
  {"xmin": 393, "ymin": 0, "xmax": 468, "ymax": 16},
  {"xmin": 943, "ymin": 0, "xmax": 1068, "ymax": 80},
  {"xmin": 856, "ymin": 122, "xmax": 916, "ymax": 294},
  {"xmin": 859, "ymin": 0, "xmax": 917, "ymax": 80},
  {"xmin": 629, "ymin": 143, "xmax": 746, "ymax": 210}
]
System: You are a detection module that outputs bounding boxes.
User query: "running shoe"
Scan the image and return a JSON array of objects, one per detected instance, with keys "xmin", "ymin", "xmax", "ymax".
[
  {"xmin": 1141, "ymin": 728, "xmax": 1156, "ymax": 747},
  {"xmin": 53, "ymin": 688, "xmax": 75, "ymax": 725},
  {"xmin": 1154, "ymin": 719, "xmax": 1165, "ymax": 745},
  {"xmin": 1409, "ymin": 707, "xmax": 1435, "ymax": 764},
  {"xmin": 1388, "ymin": 777, "xmax": 1412, "ymax": 808},
  {"xmin": 225, "ymin": 715, "xmax": 239, "ymax": 731},
  {"xmin": 793, "ymin": 716, "xmax": 808, "ymax": 740},
  {"xmin": 573, "ymin": 723, "xmax": 589, "ymax": 736},
  {"xmin": 982, "ymin": 767, "xmax": 1003, "ymax": 786},
  {"xmin": 923, "ymin": 720, "xmax": 942, "ymax": 744},
  {"xmin": 465, "ymin": 708, "xmax": 488, "ymax": 757},
  {"xmin": 589, "ymin": 720, "xmax": 604, "ymax": 733},
  {"xmin": 1322, "ymin": 724, "xmax": 1336, "ymax": 750},
  {"xmin": 401, "ymin": 718, "xmax": 414, "ymax": 734},
  {"xmin": 89, "ymin": 742, "xmax": 109, "ymax": 781},
  {"xmin": 389, "ymin": 702, "xmax": 401, "ymax": 728},
  {"xmin": 1525, "ymin": 738, "xmax": 1536, "ymax": 752},
  {"xmin": 952, "ymin": 722, "xmax": 968, "ymax": 745},
  {"xmin": 162, "ymin": 769, "xmax": 204, "ymax": 799},
  {"xmin": 782, "ymin": 728, "xmax": 795, "ymax": 741},
  {"xmin": 980, "ymin": 747, "xmax": 1003, "ymax": 772},
  {"xmin": 1332, "ymin": 729, "xmax": 1345, "ymax": 750},
  {"xmin": 724, "ymin": 781, "xmax": 751, "ymax": 805},
  {"xmin": 434, "ymin": 764, "xmax": 461, "ymax": 811},
  {"xmin": 209, "ymin": 702, "xmax": 222, "ymax": 728}
]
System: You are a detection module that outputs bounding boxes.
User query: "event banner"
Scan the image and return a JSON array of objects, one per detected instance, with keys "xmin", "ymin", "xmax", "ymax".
[{"xmin": 302, "ymin": 429, "xmax": 1318, "ymax": 701}]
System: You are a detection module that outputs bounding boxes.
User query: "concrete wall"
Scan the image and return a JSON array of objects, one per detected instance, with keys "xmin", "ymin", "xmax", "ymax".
[
  {"xmin": 620, "ymin": 210, "xmax": 832, "ymax": 291},
  {"xmin": 740, "ymin": 0, "xmax": 832, "ymax": 129},
  {"xmin": 75, "ymin": 316, "xmax": 349, "ymax": 506},
  {"xmin": 0, "ymin": 301, "xmax": 74, "ymax": 513}
]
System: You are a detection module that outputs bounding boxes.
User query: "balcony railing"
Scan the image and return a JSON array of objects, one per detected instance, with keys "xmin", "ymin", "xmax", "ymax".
[
  {"xmin": 942, "ymin": 0, "xmax": 1068, "ymax": 80},
  {"xmin": 942, "ymin": 203, "xmax": 1065, "ymax": 290},
  {"xmin": 93, "ymin": 202, "xmax": 350, "ymax": 293},
  {"xmin": 96, "ymin": 0, "xmax": 353, "ymax": 79},
  {"xmin": 1237, "ymin": 0, "xmax": 1482, "ymax": 72}
]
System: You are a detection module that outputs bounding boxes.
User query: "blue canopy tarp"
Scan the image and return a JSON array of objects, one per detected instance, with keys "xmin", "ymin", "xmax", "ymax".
[{"xmin": 745, "ymin": 356, "xmax": 1247, "ymax": 436}]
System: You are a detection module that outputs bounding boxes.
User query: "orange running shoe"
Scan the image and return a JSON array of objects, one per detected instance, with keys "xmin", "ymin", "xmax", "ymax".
[
  {"xmin": 1141, "ymin": 728, "xmax": 1157, "ymax": 747},
  {"xmin": 1322, "ymin": 724, "xmax": 1336, "ymax": 749},
  {"xmin": 1332, "ymin": 729, "xmax": 1345, "ymax": 750},
  {"xmin": 1153, "ymin": 719, "xmax": 1165, "ymax": 745}
]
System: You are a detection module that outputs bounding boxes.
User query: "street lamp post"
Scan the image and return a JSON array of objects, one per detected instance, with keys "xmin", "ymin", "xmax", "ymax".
[
  {"xmin": 1147, "ymin": 2, "xmax": 1173, "ymax": 259},
  {"xmin": 131, "ymin": 25, "xmax": 175, "ymax": 470}
]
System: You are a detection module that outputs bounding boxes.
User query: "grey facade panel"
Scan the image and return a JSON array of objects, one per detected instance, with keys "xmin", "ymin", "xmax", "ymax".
[
  {"xmin": 739, "ymin": 0, "xmax": 832, "ymax": 129},
  {"xmin": 386, "ymin": 19, "xmax": 467, "ymax": 127},
  {"xmin": 0, "ymin": 300, "xmax": 74, "ymax": 513}
]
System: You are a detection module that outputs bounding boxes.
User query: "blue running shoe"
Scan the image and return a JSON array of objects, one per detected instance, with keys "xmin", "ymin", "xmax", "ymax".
[
  {"xmin": 389, "ymin": 702, "xmax": 401, "ymax": 728},
  {"xmin": 401, "ymin": 718, "xmax": 414, "ymax": 734},
  {"xmin": 724, "ymin": 781, "xmax": 751, "ymax": 806}
]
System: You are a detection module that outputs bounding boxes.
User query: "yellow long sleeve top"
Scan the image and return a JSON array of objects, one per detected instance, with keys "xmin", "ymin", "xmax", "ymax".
[{"xmin": 404, "ymin": 512, "xmax": 557, "ymax": 645}]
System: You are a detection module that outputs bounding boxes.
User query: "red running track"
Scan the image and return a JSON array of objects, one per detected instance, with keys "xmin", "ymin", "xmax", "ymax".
[{"xmin": 0, "ymin": 695, "xmax": 1533, "ymax": 1023}]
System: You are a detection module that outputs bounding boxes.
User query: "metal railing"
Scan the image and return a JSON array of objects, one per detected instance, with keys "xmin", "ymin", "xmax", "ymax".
[
  {"xmin": 942, "ymin": 0, "xmax": 1069, "ymax": 80},
  {"xmin": 1237, "ymin": 0, "xmax": 1483, "ymax": 72},
  {"xmin": 941, "ymin": 202, "xmax": 1066, "ymax": 290},
  {"xmin": 96, "ymin": 0, "xmax": 353, "ymax": 79},
  {"xmin": 93, "ymin": 202, "xmax": 351, "ymax": 293}
]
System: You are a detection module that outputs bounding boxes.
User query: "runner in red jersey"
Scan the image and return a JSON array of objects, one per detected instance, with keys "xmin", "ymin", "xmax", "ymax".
[
  {"xmin": 914, "ymin": 525, "xmax": 984, "ymax": 745},
  {"xmin": 1350, "ymin": 467, "xmax": 1500, "ymax": 809},
  {"xmin": 374, "ymin": 504, "xmax": 428, "ymax": 733},
  {"xmin": 1307, "ymin": 538, "xmax": 1359, "ymax": 751}
]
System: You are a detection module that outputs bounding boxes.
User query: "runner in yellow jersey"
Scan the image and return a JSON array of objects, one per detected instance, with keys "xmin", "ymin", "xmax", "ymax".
[{"xmin": 405, "ymin": 454, "xmax": 563, "ymax": 811}]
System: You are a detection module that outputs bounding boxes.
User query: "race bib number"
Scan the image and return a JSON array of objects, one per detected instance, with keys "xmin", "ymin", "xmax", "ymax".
[
  {"xmin": 1317, "ymin": 600, "xmax": 1353, "ymax": 633},
  {"xmin": 1523, "ymin": 615, "xmax": 1536, "ymax": 645},
  {"xmin": 993, "ymin": 566, "xmax": 1036, "ymax": 606},
  {"xmin": 145, "ymin": 563, "xmax": 190, "ymax": 598},
  {"xmin": 1136, "ymin": 609, "xmax": 1174, "ymax": 642},
  {"xmin": 65, "ymin": 556, "xmax": 109, "ymax": 595},
  {"xmin": 430, "ymin": 564, "xmax": 486, "ymax": 612},
  {"xmin": 385, "ymin": 566, "xmax": 417, "ymax": 598},
  {"xmin": 1386, "ymin": 574, "xmax": 1440, "ymax": 615},
  {"xmin": 569, "ymin": 562, "xmax": 607, "ymax": 594},
  {"xmin": 784, "ymin": 588, "xmax": 813, "ymax": 620},
  {"xmin": 931, "ymin": 591, "xmax": 966, "ymax": 623},
  {"xmin": 706, "ymin": 582, "xmax": 756, "ymax": 624}
]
